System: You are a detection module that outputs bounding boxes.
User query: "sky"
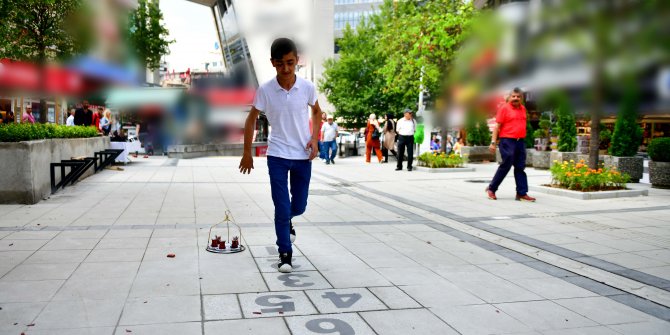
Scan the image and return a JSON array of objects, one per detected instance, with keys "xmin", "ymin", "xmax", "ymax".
[{"xmin": 160, "ymin": 0, "xmax": 220, "ymax": 72}]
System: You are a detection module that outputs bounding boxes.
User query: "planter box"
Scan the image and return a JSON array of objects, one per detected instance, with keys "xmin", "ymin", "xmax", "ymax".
[
  {"xmin": 461, "ymin": 146, "xmax": 494, "ymax": 163},
  {"xmin": 532, "ymin": 151, "xmax": 551, "ymax": 169},
  {"xmin": 415, "ymin": 166, "xmax": 475, "ymax": 173},
  {"xmin": 606, "ymin": 156, "xmax": 643, "ymax": 183},
  {"xmin": 495, "ymin": 148, "xmax": 535, "ymax": 167},
  {"xmin": 550, "ymin": 152, "xmax": 580, "ymax": 166},
  {"xmin": 0, "ymin": 137, "xmax": 109, "ymax": 204},
  {"xmin": 649, "ymin": 161, "xmax": 670, "ymax": 189},
  {"xmin": 529, "ymin": 185, "xmax": 648, "ymax": 200},
  {"xmin": 167, "ymin": 142, "xmax": 266, "ymax": 159}
]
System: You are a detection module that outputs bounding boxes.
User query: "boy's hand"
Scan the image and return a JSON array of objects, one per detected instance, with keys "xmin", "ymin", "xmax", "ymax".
[
  {"xmin": 239, "ymin": 154, "xmax": 254, "ymax": 174},
  {"xmin": 306, "ymin": 139, "xmax": 319, "ymax": 160}
]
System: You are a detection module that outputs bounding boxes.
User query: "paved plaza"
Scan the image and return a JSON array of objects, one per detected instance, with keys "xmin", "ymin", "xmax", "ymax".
[{"xmin": 1, "ymin": 155, "xmax": 670, "ymax": 335}]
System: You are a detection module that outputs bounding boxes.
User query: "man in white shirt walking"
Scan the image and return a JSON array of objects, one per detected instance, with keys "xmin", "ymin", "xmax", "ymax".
[
  {"xmin": 239, "ymin": 38, "xmax": 322, "ymax": 273},
  {"xmin": 395, "ymin": 108, "xmax": 416, "ymax": 171},
  {"xmin": 320, "ymin": 115, "xmax": 339, "ymax": 164}
]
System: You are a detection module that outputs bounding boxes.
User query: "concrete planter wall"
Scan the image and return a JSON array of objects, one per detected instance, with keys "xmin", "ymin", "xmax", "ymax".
[
  {"xmin": 550, "ymin": 152, "xmax": 579, "ymax": 165},
  {"xmin": 532, "ymin": 151, "xmax": 551, "ymax": 169},
  {"xmin": 606, "ymin": 156, "xmax": 644, "ymax": 183},
  {"xmin": 649, "ymin": 161, "xmax": 670, "ymax": 188},
  {"xmin": 0, "ymin": 137, "xmax": 109, "ymax": 204},
  {"xmin": 461, "ymin": 146, "xmax": 494, "ymax": 163},
  {"xmin": 495, "ymin": 148, "xmax": 535, "ymax": 167}
]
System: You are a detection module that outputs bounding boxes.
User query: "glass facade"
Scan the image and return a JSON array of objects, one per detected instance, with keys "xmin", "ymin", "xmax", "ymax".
[
  {"xmin": 334, "ymin": 10, "xmax": 376, "ymax": 30},
  {"xmin": 216, "ymin": 0, "xmax": 257, "ymax": 86}
]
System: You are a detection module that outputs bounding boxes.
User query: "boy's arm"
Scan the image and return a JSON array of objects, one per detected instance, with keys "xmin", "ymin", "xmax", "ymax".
[
  {"xmin": 307, "ymin": 101, "xmax": 322, "ymax": 160},
  {"xmin": 239, "ymin": 107, "xmax": 260, "ymax": 174}
]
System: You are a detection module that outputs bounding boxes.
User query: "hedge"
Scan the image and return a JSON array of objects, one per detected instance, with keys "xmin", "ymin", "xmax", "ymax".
[
  {"xmin": 0, "ymin": 123, "xmax": 99, "ymax": 142},
  {"xmin": 648, "ymin": 137, "xmax": 670, "ymax": 162}
]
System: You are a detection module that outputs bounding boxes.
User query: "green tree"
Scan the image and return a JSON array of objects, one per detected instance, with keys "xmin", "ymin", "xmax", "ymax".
[
  {"xmin": 319, "ymin": 18, "xmax": 406, "ymax": 128},
  {"xmin": 525, "ymin": 116, "xmax": 534, "ymax": 149},
  {"xmin": 0, "ymin": 0, "xmax": 92, "ymax": 123},
  {"xmin": 555, "ymin": 96, "xmax": 577, "ymax": 152},
  {"xmin": 478, "ymin": 117, "xmax": 490, "ymax": 146},
  {"xmin": 609, "ymin": 88, "xmax": 642, "ymax": 157},
  {"xmin": 531, "ymin": 0, "xmax": 670, "ymax": 168},
  {"xmin": 377, "ymin": 0, "xmax": 475, "ymax": 104},
  {"xmin": 464, "ymin": 111, "xmax": 480, "ymax": 146},
  {"xmin": 128, "ymin": 0, "xmax": 174, "ymax": 74}
]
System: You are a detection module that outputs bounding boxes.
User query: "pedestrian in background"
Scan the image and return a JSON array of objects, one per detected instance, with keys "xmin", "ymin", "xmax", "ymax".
[
  {"xmin": 66, "ymin": 109, "xmax": 75, "ymax": 126},
  {"xmin": 486, "ymin": 87, "xmax": 536, "ymax": 202},
  {"xmin": 431, "ymin": 138, "xmax": 441, "ymax": 151},
  {"xmin": 445, "ymin": 134, "xmax": 454, "ymax": 154},
  {"xmin": 91, "ymin": 107, "xmax": 102, "ymax": 131},
  {"xmin": 320, "ymin": 115, "xmax": 339, "ymax": 164},
  {"xmin": 382, "ymin": 113, "xmax": 398, "ymax": 163},
  {"xmin": 395, "ymin": 108, "xmax": 416, "ymax": 171},
  {"xmin": 22, "ymin": 105, "xmax": 35, "ymax": 124},
  {"xmin": 74, "ymin": 101, "xmax": 92, "ymax": 126},
  {"xmin": 364, "ymin": 113, "xmax": 383, "ymax": 163},
  {"xmin": 319, "ymin": 112, "xmax": 327, "ymax": 161},
  {"xmin": 100, "ymin": 109, "xmax": 112, "ymax": 135}
]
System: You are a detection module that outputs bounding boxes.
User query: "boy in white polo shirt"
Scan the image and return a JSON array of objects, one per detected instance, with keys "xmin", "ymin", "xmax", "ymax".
[{"xmin": 239, "ymin": 38, "xmax": 322, "ymax": 273}]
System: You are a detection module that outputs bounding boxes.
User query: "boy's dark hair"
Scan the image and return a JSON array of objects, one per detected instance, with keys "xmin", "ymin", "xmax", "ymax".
[
  {"xmin": 435, "ymin": 138, "xmax": 440, "ymax": 143},
  {"xmin": 271, "ymin": 38, "xmax": 298, "ymax": 60},
  {"xmin": 511, "ymin": 87, "xmax": 524, "ymax": 94}
]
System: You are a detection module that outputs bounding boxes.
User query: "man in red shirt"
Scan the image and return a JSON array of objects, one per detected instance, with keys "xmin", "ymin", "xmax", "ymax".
[
  {"xmin": 486, "ymin": 87, "xmax": 536, "ymax": 202},
  {"xmin": 91, "ymin": 107, "xmax": 102, "ymax": 131}
]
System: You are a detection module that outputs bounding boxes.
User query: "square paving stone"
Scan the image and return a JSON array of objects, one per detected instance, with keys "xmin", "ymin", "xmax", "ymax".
[
  {"xmin": 0, "ymin": 302, "xmax": 47, "ymax": 334},
  {"xmin": 510, "ymin": 278, "xmax": 599, "ymax": 300},
  {"xmin": 320, "ymin": 268, "xmax": 391, "ymax": 288},
  {"xmin": 85, "ymin": 248, "xmax": 145, "ymax": 262},
  {"xmin": 430, "ymin": 304, "xmax": 534, "ymax": 335},
  {"xmin": 203, "ymin": 294, "xmax": 242, "ymax": 320},
  {"xmin": 262, "ymin": 270, "xmax": 332, "ymax": 291},
  {"xmin": 361, "ymin": 309, "xmax": 459, "ymax": 335},
  {"xmin": 254, "ymin": 256, "xmax": 316, "ymax": 272},
  {"xmin": 249, "ymin": 245, "xmax": 302, "ymax": 257},
  {"xmin": 200, "ymin": 271, "xmax": 268, "ymax": 294},
  {"xmin": 52, "ymin": 277, "xmax": 134, "ymax": 301},
  {"xmin": 20, "ymin": 327, "xmax": 114, "ymax": 335},
  {"xmin": 129, "ymin": 275, "xmax": 200, "ymax": 297},
  {"xmin": 542, "ymin": 326, "xmax": 623, "ymax": 335},
  {"xmin": 0, "ymin": 280, "xmax": 64, "ymax": 302},
  {"xmin": 115, "ymin": 322, "xmax": 202, "ymax": 335},
  {"xmin": 608, "ymin": 320, "xmax": 670, "ymax": 335},
  {"xmin": 0, "ymin": 239, "xmax": 48, "ymax": 251},
  {"xmin": 368, "ymin": 286, "xmax": 421, "ymax": 309},
  {"xmin": 204, "ymin": 318, "xmax": 290, "ymax": 335},
  {"xmin": 119, "ymin": 295, "xmax": 201, "ymax": 325},
  {"xmin": 495, "ymin": 300, "xmax": 598, "ymax": 331},
  {"xmin": 238, "ymin": 290, "xmax": 317, "ymax": 318},
  {"xmin": 553, "ymin": 296, "xmax": 655, "ymax": 325},
  {"xmin": 32, "ymin": 298, "xmax": 125, "ymax": 329},
  {"xmin": 400, "ymin": 282, "xmax": 484, "ymax": 307},
  {"xmin": 1, "ymin": 262, "xmax": 79, "ymax": 281},
  {"xmin": 304, "ymin": 288, "xmax": 386, "ymax": 313},
  {"xmin": 286, "ymin": 313, "xmax": 376, "ymax": 335},
  {"xmin": 24, "ymin": 249, "xmax": 90, "ymax": 264},
  {"xmin": 42, "ymin": 238, "xmax": 99, "ymax": 250}
]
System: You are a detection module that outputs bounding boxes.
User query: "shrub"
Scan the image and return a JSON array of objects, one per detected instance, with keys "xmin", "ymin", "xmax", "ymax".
[
  {"xmin": 418, "ymin": 151, "xmax": 465, "ymax": 168},
  {"xmin": 465, "ymin": 111, "xmax": 480, "ymax": 146},
  {"xmin": 648, "ymin": 137, "xmax": 670, "ymax": 162},
  {"xmin": 478, "ymin": 117, "xmax": 491, "ymax": 146},
  {"xmin": 525, "ymin": 115, "xmax": 534, "ymax": 149},
  {"xmin": 609, "ymin": 88, "xmax": 642, "ymax": 157},
  {"xmin": 550, "ymin": 159, "xmax": 629, "ymax": 191},
  {"xmin": 0, "ymin": 123, "xmax": 99, "ymax": 142},
  {"xmin": 555, "ymin": 96, "xmax": 577, "ymax": 152}
]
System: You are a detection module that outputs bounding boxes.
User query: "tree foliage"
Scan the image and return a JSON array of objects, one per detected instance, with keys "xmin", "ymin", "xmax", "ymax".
[
  {"xmin": 609, "ymin": 88, "xmax": 642, "ymax": 157},
  {"xmin": 319, "ymin": 18, "xmax": 406, "ymax": 128},
  {"xmin": 128, "ymin": 0, "xmax": 174, "ymax": 71},
  {"xmin": 0, "ymin": 0, "xmax": 91, "ymax": 62},
  {"xmin": 552, "ymin": 94, "xmax": 577, "ymax": 152},
  {"xmin": 377, "ymin": 0, "xmax": 475, "ymax": 104}
]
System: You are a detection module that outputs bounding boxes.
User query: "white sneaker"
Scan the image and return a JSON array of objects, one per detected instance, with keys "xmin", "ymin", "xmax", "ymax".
[{"xmin": 278, "ymin": 252, "xmax": 293, "ymax": 273}]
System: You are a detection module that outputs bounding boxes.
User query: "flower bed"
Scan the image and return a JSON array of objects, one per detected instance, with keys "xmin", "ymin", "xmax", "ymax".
[
  {"xmin": 549, "ymin": 159, "xmax": 629, "ymax": 192},
  {"xmin": 418, "ymin": 151, "xmax": 465, "ymax": 168},
  {"xmin": 0, "ymin": 123, "xmax": 99, "ymax": 142}
]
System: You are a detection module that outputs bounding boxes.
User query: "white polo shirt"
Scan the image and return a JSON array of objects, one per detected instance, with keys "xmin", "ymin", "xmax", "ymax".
[
  {"xmin": 321, "ymin": 122, "xmax": 338, "ymax": 142},
  {"xmin": 396, "ymin": 117, "xmax": 416, "ymax": 136},
  {"xmin": 253, "ymin": 76, "xmax": 318, "ymax": 160}
]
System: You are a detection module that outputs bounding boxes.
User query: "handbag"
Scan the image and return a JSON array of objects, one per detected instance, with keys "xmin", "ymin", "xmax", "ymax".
[{"xmin": 371, "ymin": 127, "xmax": 380, "ymax": 141}]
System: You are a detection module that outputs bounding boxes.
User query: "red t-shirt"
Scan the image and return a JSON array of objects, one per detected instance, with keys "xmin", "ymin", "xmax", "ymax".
[
  {"xmin": 91, "ymin": 113, "xmax": 101, "ymax": 130},
  {"xmin": 496, "ymin": 102, "xmax": 527, "ymax": 139}
]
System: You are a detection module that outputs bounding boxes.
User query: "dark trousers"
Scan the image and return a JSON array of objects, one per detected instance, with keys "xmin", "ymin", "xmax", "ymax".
[
  {"xmin": 382, "ymin": 148, "xmax": 397, "ymax": 162},
  {"xmin": 397, "ymin": 135, "xmax": 414, "ymax": 169},
  {"xmin": 267, "ymin": 156, "xmax": 311, "ymax": 253},
  {"xmin": 489, "ymin": 138, "xmax": 528, "ymax": 195}
]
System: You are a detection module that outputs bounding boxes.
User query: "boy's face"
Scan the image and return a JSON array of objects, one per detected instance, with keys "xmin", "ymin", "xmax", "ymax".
[{"xmin": 271, "ymin": 52, "xmax": 298, "ymax": 78}]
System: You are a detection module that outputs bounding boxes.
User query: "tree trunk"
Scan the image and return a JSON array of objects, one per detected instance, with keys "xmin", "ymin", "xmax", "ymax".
[{"xmin": 588, "ymin": 25, "xmax": 606, "ymax": 170}]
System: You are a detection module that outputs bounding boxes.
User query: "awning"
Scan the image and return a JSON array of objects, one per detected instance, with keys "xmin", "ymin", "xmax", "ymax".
[
  {"xmin": 105, "ymin": 87, "xmax": 185, "ymax": 109},
  {"xmin": 67, "ymin": 56, "xmax": 138, "ymax": 85}
]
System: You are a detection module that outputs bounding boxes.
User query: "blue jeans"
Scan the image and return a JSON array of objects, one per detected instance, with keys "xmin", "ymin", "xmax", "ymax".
[
  {"xmin": 267, "ymin": 156, "xmax": 311, "ymax": 253},
  {"xmin": 318, "ymin": 141, "xmax": 326, "ymax": 159},
  {"xmin": 323, "ymin": 140, "xmax": 337, "ymax": 162},
  {"xmin": 489, "ymin": 138, "xmax": 528, "ymax": 195}
]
